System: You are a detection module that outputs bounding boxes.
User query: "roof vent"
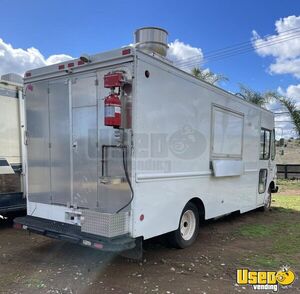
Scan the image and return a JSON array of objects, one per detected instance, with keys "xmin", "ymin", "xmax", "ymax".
[{"xmin": 134, "ymin": 27, "xmax": 168, "ymax": 57}]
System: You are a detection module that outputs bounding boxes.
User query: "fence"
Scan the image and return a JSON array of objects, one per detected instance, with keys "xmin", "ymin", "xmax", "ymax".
[{"xmin": 277, "ymin": 164, "xmax": 300, "ymax": 179}]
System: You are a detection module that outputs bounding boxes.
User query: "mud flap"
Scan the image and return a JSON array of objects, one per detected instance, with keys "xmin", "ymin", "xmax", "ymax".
[
  {"xmin": 271, "ymin": 186, "xmax": 279, "ymax": 193},
  {"xmin": 121, "ymin": 236, "xmax": 143, "ymax": 260}
]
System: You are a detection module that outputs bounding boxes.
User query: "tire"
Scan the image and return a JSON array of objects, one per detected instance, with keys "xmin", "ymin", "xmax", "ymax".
[
  {"xmin": 168, "ymin": 202, "xmax": 199, "ymax": 249},
  {"xmin": 260, "ymin": 188, "xmax": 272, "ymax": 211},
  {"xmin": 263, "ymin": 188, "xmax": 272, "ymax": 211}
]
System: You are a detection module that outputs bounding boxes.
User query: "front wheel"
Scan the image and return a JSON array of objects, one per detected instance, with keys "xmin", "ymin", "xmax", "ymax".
[
  {"xmin": 168, "ymin": 202, "xmax": 199, "ymax": 249},
  {"xmin": 262, "ymin": 188, "xmax": 272, "ymax": 211}
]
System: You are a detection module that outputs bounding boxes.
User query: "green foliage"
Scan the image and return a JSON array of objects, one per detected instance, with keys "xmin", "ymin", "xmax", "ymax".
[
  {"xmin": 273, "ymin": 194, "xmax": 300, "ymax": 211},
  {"xmin": 237, "ymin": 194, "xmax": 300, "ymax": 268},
  {"xmin": 235, "ymin": 87, "xmax": 300, "ymax": 137},
  {"xmin": 277, "ymin": 179, "xmax": 300, "ymax": 191},
  {"xmin": 191, "ymin": 65, "xmax": 299, "ymax": 136},
  {"xmin": 238, "ymin": 224, "xmax": 274, "ymax": 238},
  {"xmin": 191, "ymin": 67, "xmax": 228, "ymax": 85},
  {"xmin": 237, "ymin": 84, "xmax": 268, "ymax": 107},
  {"xmin": 266, "ymin": 91, "xmax": 300, "ymax": 137}
]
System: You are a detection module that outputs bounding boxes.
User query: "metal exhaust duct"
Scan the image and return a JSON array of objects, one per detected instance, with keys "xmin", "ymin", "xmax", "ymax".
[{"xmin": 134, "ymin": 27, "xmax": 168, "ymax": 57}]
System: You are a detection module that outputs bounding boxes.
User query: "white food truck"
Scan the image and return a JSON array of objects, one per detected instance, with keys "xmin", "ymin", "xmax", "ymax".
[
  {"xmin": 0, "ymin": 73, "xmax": 26, "ymax": 214},
  {"xmin": 15, "ymin": 28, "xmax": 277, "ymax": 256}
]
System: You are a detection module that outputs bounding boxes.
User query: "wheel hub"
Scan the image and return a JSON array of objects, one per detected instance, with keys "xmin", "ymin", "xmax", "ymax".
[{"xmin": 180, "ymin": 210, "xmax": 196, "ymax": 241}]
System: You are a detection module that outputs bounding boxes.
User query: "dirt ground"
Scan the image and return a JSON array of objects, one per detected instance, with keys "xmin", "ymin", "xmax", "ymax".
[{"xmin": 0, "ymin": 184, "xmax": 299, "ymax": 294}]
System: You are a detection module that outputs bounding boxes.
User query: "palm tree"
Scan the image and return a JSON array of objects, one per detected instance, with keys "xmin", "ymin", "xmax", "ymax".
[
  {"xmin": 191, "ymin": 67, "xmax": 228, "ymax": 85},
  {"xmin": 239, "ymin": 87, "xmax": 300, "ymax": 137},
  {"xmin": 236, "ymin": 85, "xmax": 268, "ymax": 107},
  {"xmin": 266, "ymin": 91, "xmax": 300, "ymax": 137}
]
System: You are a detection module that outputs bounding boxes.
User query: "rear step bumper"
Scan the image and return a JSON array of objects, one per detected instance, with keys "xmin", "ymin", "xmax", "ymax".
[{"xmin": 14, "ymin": 216, "xmax": 136, "ymax": 252}]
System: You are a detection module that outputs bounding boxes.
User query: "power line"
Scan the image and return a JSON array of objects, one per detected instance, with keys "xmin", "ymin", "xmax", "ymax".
[
  {"xmin": 196, "ymin": 26, "xmax": 300, "ymax": 59},
  {"xmin": 177, "ymin": 32, "xmax": 300, "ymax": 69},
  {"xmin": 174, "ymin": 26, "xmax": 300, "ymax": 67},
  {"xmin": 179, "ymin": 34, "xmax": 300, "ymax": 69},
  {"xmin": 176, "ymin": 32, "xmax": 300, "ymax": 67},
  {"xmin": 172, "ymin": 26, "xmax": 300, "ymax": 69}
]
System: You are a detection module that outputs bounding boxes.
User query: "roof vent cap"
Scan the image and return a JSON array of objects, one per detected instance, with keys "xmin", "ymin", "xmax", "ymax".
[{"xmin": 134, "ymin": 27, "xmax": 168, "ymax": 57}]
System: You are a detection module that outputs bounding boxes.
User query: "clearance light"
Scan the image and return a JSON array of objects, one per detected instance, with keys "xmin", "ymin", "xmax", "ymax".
[
  {"xmin": 67, "ymin": 62, "xmax": 74, "ymax": 68},
  {"xmin": 25, "ymin": 72, "xmax": 31, "ymax": 77},
  {"xmin": 122, "ymin": 49, "xmax": 131, "ymax": 55},
  {"xmin": 140, "ymin": 214, "xmax": 144, "ymax": 221},
  {"xmin": 58, "ymin": 64, "xmax": 65, "ymax": 70}
]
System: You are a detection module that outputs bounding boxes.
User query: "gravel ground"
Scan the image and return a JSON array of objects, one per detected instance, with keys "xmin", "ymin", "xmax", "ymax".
[{"xmin": 0, "ymin": 192, "xmax": 299, "ymax": 294}]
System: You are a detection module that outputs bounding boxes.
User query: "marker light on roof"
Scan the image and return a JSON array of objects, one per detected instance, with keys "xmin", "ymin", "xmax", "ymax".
[
  {"xmin": 79, "ymin": 54, "xmax": 91, "ymax": 63},
  {"xmin": 122, "ymin": 49, "xmax": 131, "ymax": 55}
]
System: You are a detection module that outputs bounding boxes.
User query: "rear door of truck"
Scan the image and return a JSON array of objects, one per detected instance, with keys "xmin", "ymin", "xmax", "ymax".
[{"xmin": 26, "ymin": 74, "xmax": 98, "ymax": 209}]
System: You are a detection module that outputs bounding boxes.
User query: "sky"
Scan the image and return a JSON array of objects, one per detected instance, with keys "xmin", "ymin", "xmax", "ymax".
[{"xmin": 0, "ymin": 0, "xmax": 300, "ymax": 137}]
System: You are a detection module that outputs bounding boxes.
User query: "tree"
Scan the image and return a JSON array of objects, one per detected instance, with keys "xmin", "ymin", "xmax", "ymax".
[
  {"xmin": 266, "ymin": 91, "xmax": 300, "ymax": 137},
  {"xmin": 191, "ymin": 67, "xmax": 228, "ymax": 85},
  {"xmin": 236, "ymin": 85, "xmax": 268, "ymax": 107},
  {"xmin": 235, "ymin": 87, "xmax": 300, "ymax": 137}
]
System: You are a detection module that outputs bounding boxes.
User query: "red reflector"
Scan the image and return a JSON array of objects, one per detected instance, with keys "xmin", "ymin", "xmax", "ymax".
[
  {"xmin": 140, "ymin": 214, "xmax": 144, "ymax": 221},
  {"xmin": 122, "ymin": 49, "xmax": 131, "ymax": 55},
  {"xmin": 25, "ymin": 72, "xmax": 31, "ymax": 77},
  {"xmin": 13, "ymin": 223, "xmax": 23, "ymax": 230},
  {"xmin": 67, "ymin": 62, "xmax": 74, "ymax": 68},
  {"xmin": 58, "ymin": 64, "xmax": 65, "ymax": 70},
  {"xmin": 78, "ymin": 60, "xmax": 84, "ymax": 65},
  {"xmin": 94, "ymin": 243, "xmax": 103, "ymax": 249}
]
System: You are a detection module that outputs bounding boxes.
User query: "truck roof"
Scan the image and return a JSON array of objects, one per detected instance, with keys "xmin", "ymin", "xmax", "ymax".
[
  {"xmin": 24, "ymin": 47, "xmax": 134, "ymax": 82},
  {"xmin": 24, "ymin": 46, "xmax": 273, "ymax": 116},
  {"xmin": 0, "ymin": 79, "xmax": 22, "ymax": 88}
]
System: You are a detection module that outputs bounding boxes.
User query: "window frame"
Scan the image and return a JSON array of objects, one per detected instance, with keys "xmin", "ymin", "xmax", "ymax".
[
  {"xmin": 260, "ymin": 128, "xmax": 271, "ymax": 160},
  {"xmin": 211, "ymin": 105, "xmax": 244, "ymax": 160},
  {"xmin": 271, "ymin": 129, "xmax": 276, "ymax": 161},
  {"xmin": 258, "ymin": 168, "xmax": 268, "ymax": 194}
]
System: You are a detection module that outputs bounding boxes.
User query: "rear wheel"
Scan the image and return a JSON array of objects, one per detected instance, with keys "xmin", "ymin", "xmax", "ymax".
[{"xmin": 168, "ymin": 202, "xmax": 199, "ymax": 248}]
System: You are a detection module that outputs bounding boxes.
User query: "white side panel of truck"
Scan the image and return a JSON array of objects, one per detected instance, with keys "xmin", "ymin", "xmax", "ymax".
[{"xmin": 131, "ymin": 53, "xmax": 273, "ymax": 239}]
